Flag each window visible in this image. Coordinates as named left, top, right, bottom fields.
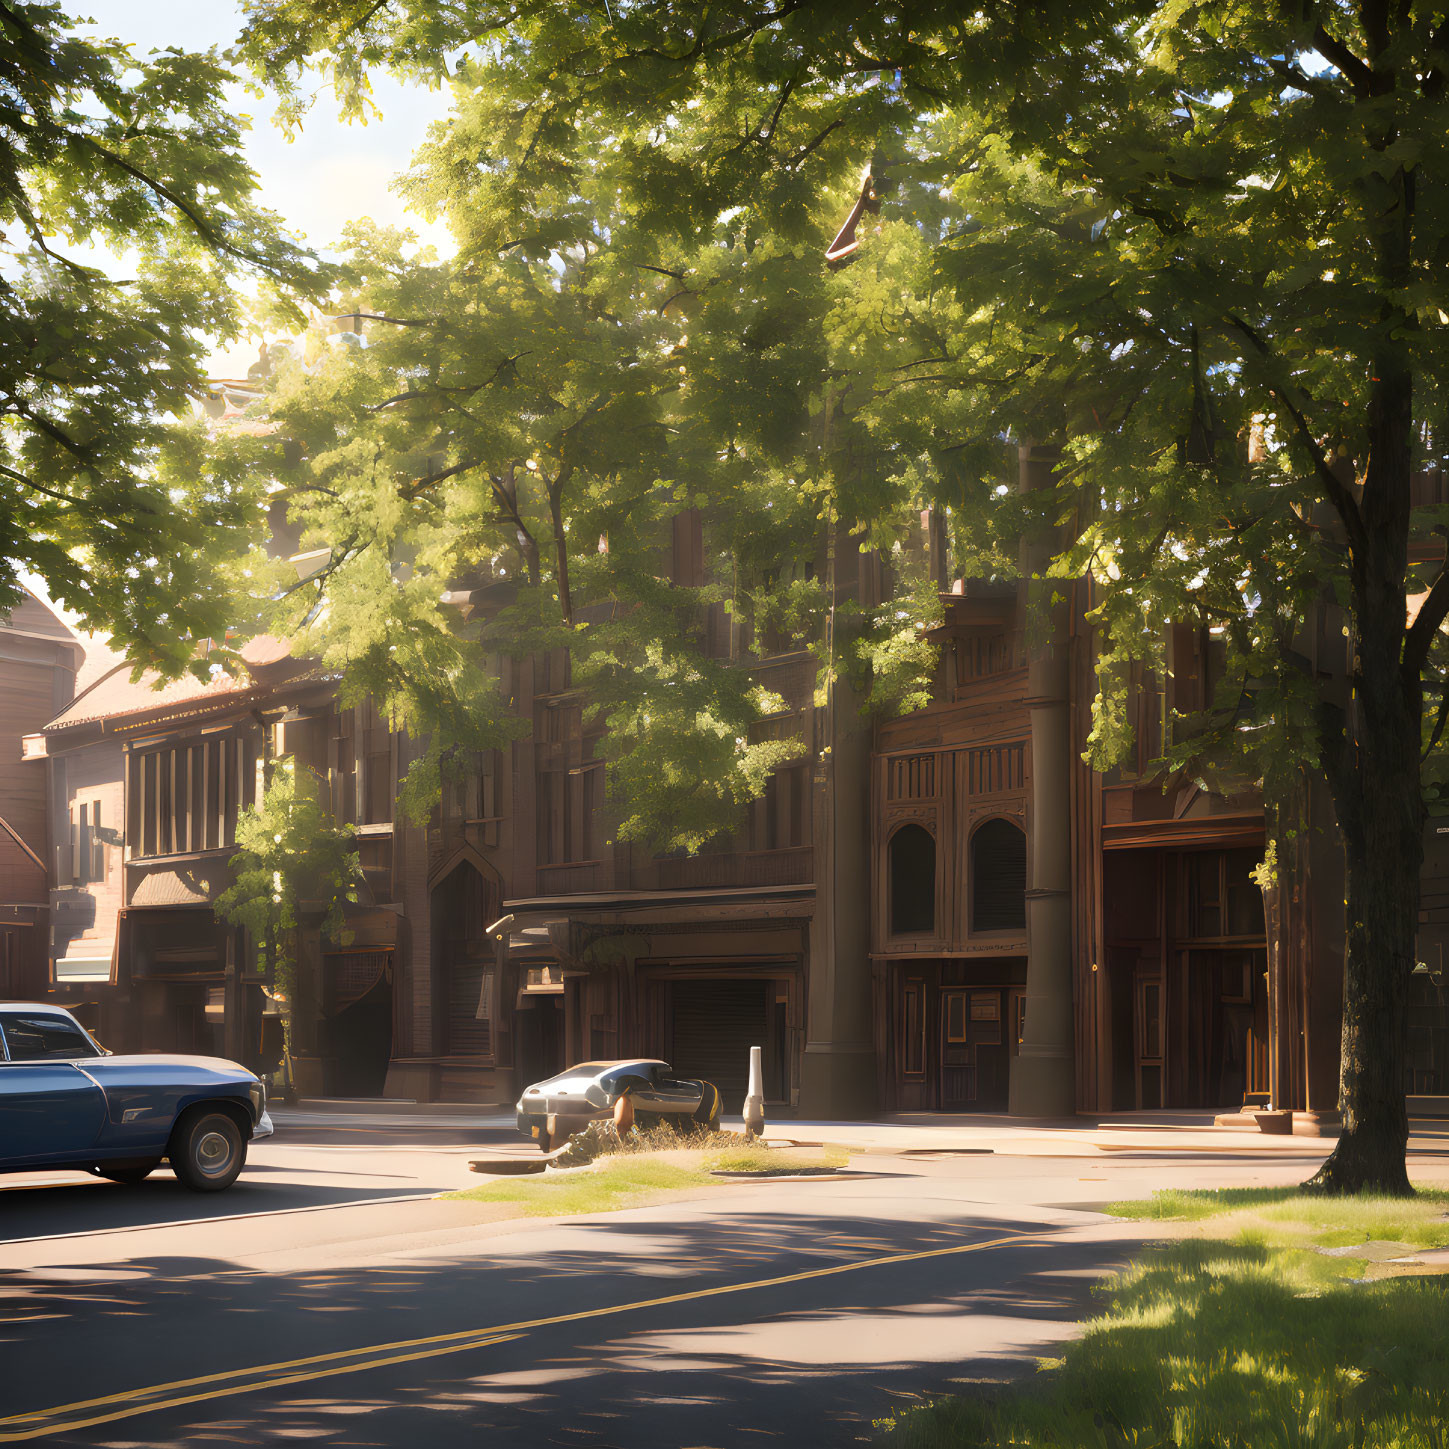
left=538, top=758, right=604, bottom=865
left=889, top=824, right=936, bottom=935
left=956, top=633, right=1013, bottom=685
left=331, top=708, right=356, bottom=823
left=966, top=744, right=1026, bottom=796
left=329, top=701, right=393, bottom=826
left=128, top=734, right=255, bottom=859
left=0, top=929, right=19, bottom=996
left=360, top=698, right=393, bottom=825
left=971, top=818, right=1027, bottom=932
left=538, top=647, right=571, bottom=697
left=758, top=764, right=810, bottom=851
left=888, top=754, right=937, bottom=801
left=1, top=1012, right=98, bottom=1061
left=671, top=508, right=704, bottom=587
left=442, top=750, right=500, bottom=823
left=68, top=800, right=107, bottom=885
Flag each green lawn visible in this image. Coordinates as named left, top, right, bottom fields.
left=879, top=1188, right=1449, bottom=1448
left=444, top=1142, right=846, bottom=1219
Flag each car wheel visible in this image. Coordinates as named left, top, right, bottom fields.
left=692, top=1081, right=722, bottom=1133
left=97, top=1162, right=160, bottom=1185
left=169, top=1109, right=247, bottom=1192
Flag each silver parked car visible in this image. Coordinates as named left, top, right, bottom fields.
left=516, top=1058, right=721, bottom=1148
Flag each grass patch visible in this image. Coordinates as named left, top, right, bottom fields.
left=705, top=1142, right=847, bottom=1175
left=1109, top=1186, right=1449, bottom=1249
left=881, top=1187, right=1449, bottom=1448
left=446, top=1155, right=713, bottom=1216
left=1106, top=1186, right=1301, bottom=1221
left=444, top=1141, right=846, bottom=1218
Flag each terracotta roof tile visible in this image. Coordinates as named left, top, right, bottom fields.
left=44, top=636, right=305, bottom=732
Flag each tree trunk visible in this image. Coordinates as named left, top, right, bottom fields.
left=1306, top=748, right=1417, bottom=1195
left=547, top=464, right=574, bottom=626
left=1306, top=336, right=1419, bottom=1196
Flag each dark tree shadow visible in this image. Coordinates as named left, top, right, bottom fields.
left=0, top=1207, right=1138, bottom=1448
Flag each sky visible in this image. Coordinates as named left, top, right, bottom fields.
left=71, top=0, right=456, bottom=375
left=24, top=2, right=455, bottom=629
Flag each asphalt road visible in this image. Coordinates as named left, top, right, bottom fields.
left=0, top=1113, right=1413, bottom=1448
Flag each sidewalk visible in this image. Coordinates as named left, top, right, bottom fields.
left=270, top=1099, right=1449, bottom=1164
left=770, top=1114, right=1332, bottom=1159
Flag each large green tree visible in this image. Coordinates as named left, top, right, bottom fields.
left=206, top=74, right=938, bottom=849
left=0, top=1, right=323, bottom=670
left=238, top=0, right=1449, bottom=1191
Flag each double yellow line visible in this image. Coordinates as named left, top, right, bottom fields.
left=0, top=1230, right=1055, bottom=1441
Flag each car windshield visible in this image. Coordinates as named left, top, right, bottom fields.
left=532, top=1061, right=668, bottom=1089
left=0, top=1013, right=100, bottom=1062
left=534, top=1062, right=612, bottom=1086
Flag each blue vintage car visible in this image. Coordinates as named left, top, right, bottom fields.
left=0, top=1003, right=272, bottom=1192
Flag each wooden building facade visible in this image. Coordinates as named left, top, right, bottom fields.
left=0, top=590, right=82, bottom=1002
left=866, top=533, right=1368, bottom=1119
left=21, top=486, right=1449, bottom=1123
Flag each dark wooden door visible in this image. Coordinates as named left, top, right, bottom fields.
left=940, top=988, right=1010, bottom=1110
left=940, top=988, right=975, bottom=1107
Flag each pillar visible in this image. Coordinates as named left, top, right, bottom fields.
left=1009, top=444, right=1078, bottom=1117
left=797, top=525, right=876, bottom=1119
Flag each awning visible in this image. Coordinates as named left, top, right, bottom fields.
left=129, top=867, right=220, bottom=907
left=505, top=923, right=564, bottom=958
left=1101, top=813, right=1264, bottom=851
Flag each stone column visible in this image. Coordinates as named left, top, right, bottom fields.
left=797, top=524, right=876, bottom=1119
left=222, top=926, right=246, bottom=1064
left=1009, top=444, right=1078, bottom=1117
left=288, top=915, right=327, bottom=1098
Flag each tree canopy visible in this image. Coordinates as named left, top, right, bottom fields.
left=0, top=0, right=324, bottom=671
left=204, top=69, right=941, bottom=850
left=231, top=0, right=1449, bottom=1188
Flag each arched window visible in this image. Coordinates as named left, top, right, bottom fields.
left=890, top=824, right=936, bottom=935
left=972, top=818, right=1027, bottom=932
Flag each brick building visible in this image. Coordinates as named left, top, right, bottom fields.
left=18, top=480, right=1449, bottom=1120
left=0, top=589, right=82, bottom=1001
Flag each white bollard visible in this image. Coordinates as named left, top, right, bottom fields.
left=742, top=1044, right=766, bottom=1141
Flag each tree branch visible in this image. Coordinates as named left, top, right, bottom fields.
left=1423, top=681, right=1449, bottom=761
left=488, top=463, right=541, bottom=585
left=546, top=462, right=575, bottom=626
left=1316, top=693, right=1359, bottom=827
left=0, top=459, right=85, bottom=508
left=754, top=74, right=797, bottom=148
left=366, top=355, right=529, bottom=412
left=1225, top=312, right=1367, bottom=555
left=1311, top=22, right=1375, bottom=95
left=78, top=137, right=276, bottom=270
left=1404, top=536, right=1449, bottom=678
left=343, top=311, right=435, bottom=329
left=784, top=118, right=844, bottom=170
left=403, top=457, right=480, bottom=498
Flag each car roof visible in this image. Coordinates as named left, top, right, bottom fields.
left=0, top=1003, right=76, bottom=1015
left=538, top=1059, right=669, bottom=1079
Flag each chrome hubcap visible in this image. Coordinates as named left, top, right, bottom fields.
left=197, top=1130, right=232, bottom=1175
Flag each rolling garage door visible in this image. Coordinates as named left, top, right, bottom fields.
left=668, top=979, right=769, bottom=1113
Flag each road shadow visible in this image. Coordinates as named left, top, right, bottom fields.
left=266, top=1122, right=520, bottom=1148
left=0, top=1204, right=1138, bottom=1448
left=0, top=1170, right=432, bottom=1242
left=0, top=1115, right=522, bottom=1241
